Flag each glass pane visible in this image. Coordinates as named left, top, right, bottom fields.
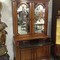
left=34, top=4, right=45, bottom=33
left=56, top=18, right=60, bottom=44
left=17, top=4, right=30, bottom=35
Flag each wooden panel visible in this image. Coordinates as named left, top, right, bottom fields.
left=15, top=43, right=20, bottom=60
left=12, top=1, right=18, bottom=35
left=16, top=45, right=50, bottom=60
left=36, top=45, right=50, bottom=58
left=20, top=48, right=32, bottom=60
left=14, top=42, right=20, bottom=60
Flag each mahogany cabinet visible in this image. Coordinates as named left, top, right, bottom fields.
left=12, top=0, right=49, bottom=40
left=12, top=0, right=51, bottom=60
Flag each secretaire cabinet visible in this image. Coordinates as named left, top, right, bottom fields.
left=12, top=0, right=51, bottom=60
left=12, top=0, right=49, bottom=40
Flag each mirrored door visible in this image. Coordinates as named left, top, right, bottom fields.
left=34, top=3, right=45, bottom=34
left=17, top=3, right=30, bottom=35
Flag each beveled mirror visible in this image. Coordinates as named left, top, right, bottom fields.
left=34, top=4, right=45, bottom=33
left=17, top=3, right=30, bottom=35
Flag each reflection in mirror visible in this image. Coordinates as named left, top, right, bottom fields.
left=17, top=4, right=30, bottom=35
left=34, top=4, right=45, bottom=33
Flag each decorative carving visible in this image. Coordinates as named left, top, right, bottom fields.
left=0, top=2, right=9, bottom=59
left=0, top=13, right=8, bottom=44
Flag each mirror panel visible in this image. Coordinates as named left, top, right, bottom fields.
left=17, top=3, right=30, bottom=35
left=34, top=4, right=45, bottom=33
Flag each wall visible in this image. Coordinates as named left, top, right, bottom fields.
left=0, top=0, right=14, bottom=60
left=0, top=0, right=52, bottom=60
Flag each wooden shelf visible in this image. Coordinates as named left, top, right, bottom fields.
left=14, top=35, right=50, bottom=41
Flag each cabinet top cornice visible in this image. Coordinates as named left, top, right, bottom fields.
left=13, top=0, right=50, bottom=3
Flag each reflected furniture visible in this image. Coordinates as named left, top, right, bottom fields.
left=55, top=13, right=60, bottom=59
left=12, top=0, right=51, bottom=60
left=55, top=18, right=60, bottom=59
left=51, top=0, right=60, bottom=59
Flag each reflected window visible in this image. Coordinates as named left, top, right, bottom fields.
left=17, top=3, right=30, bottom=35
left=34, top=4, right=45, bottom=33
